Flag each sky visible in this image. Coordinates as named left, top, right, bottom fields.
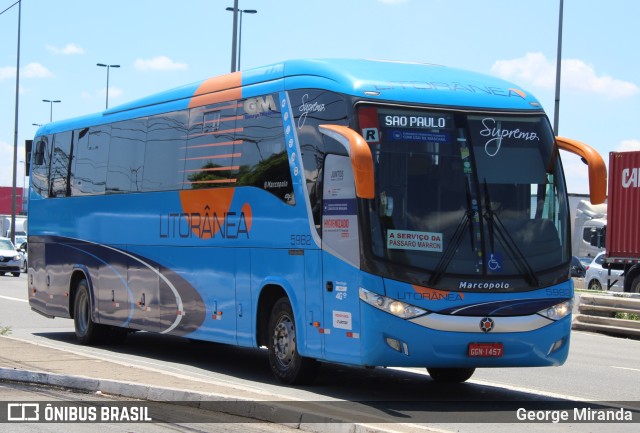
left=1, top=0, right=639, bottom=195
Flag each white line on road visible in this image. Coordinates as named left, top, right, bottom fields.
left=611, top=366, right=640, bottom=373
left=0, top=295, right=27, bottom=303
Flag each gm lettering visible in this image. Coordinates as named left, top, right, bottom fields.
left=244, top=95, right=277, bottom=116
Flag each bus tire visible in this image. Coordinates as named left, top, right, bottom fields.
left=427, top=367, right=475, bottom=383
left=73, top=279, right=109, bottom=345
left=267, top=297, right=319, bottom=385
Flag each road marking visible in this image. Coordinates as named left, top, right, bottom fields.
left=611, top=366, right=640, bottom=373
left=0, top=295, right=27, bottom=303
left=392, top=367, right=590, bottom=402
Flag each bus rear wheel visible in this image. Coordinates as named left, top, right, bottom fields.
left=267, top=297, right=319, bottom=385
left=427, top=367, right=475, bottom=383
left=74, top=279, right=110, bottom=345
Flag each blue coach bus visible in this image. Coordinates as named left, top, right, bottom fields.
left=28, top=59, right=606, bottom=384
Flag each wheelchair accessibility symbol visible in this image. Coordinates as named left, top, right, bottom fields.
left=487, top=253, right=503, bottom=272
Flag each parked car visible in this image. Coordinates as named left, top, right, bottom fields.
left=570, top=256, right=586, bottom=278
left=0, top=237, right=24, bottom=277
left=584, top=252, right=624, bottom=291
left=18, top=241, right=27, bottom=273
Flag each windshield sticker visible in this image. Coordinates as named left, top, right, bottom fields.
left=387, top=230, right=443, bottom=252
left=389, top=130, right=450, bottom=143
left=362, top=127, right=379, bottom=143
left=479, top=118, right=540, bottom=157
left=487, top=253, right=503, bottom=272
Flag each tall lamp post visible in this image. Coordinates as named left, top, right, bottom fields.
left=96, top=63, right=120, bottom=109
left=42, top=99, right=61, bottom=122
left=553, top=0, right=564, bottom=134
left=226, top=5, right=257, bottom=72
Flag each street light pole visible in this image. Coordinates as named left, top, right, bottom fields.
left=97, top=63, right=120, bottom=109
left=42, top=99, right=61, bottom=122
left=237, top=9, right=256, bottom=71
left=10, top=0, right=21, bottom=245
left=229, top=0, right=239, bottom=72
left=553, top=0, right=564, bottom=134
left=226, top=5, right=257, bottom=72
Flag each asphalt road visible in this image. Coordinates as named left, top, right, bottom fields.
left=2, top=273, right=639, bottom=432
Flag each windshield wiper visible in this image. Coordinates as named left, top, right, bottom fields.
left=482, top=180, right=539, bottom=286
left=428, top=183, right=476, bottom=286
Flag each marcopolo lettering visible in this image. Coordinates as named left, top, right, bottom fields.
left=459, top=281, right=510, bottom=290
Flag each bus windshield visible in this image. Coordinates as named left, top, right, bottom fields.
left=360, top=105, right=569, bottom=291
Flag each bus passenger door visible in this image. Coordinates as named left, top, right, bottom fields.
left=321, top=154, right=362, bottom=364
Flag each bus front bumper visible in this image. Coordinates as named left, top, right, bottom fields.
left=359, top=302, right=571, bottom=368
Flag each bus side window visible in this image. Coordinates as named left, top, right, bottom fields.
left=143, top=111, right=188, bottom=192
left=107, top=119, right=147, bottom=194
left=50, top=131, right=73, bottom=197
left=31, top=136, right=50, bottom=197
left=184, top=102, right=239, bottom=189
left=236, top=93, right=294, bottom=205
left=72, top=125, right=110, bottom=195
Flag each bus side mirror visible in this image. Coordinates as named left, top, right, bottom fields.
left=318, top=125, right=374, bottom=199
left=555, top=136, right=607, bottom=205
left=25, top=140, right=32, bottom=175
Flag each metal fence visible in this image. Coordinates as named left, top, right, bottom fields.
left=572, top=292, right=640, bottom=338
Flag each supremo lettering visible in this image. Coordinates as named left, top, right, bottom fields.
left=159, top=212, right=250, bottom=239
left=479, top=118, right=539, bottom=157
left=384, top=115, right=448, bottom=128
left=622, top=168, right=640, bottom=188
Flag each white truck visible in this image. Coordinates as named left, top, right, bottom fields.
left=0, top=215, right=27, bottom=239
left=571, top=199, right=606, bottom=259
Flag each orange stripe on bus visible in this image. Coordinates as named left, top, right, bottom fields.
left=186, top=179, right=238, bottom=184
left=181, top=166, right=239, bottom=173
left=193, top=114, right=245, bottom=127
left=187, top=128, right=243, bottom=139
left=183, top=140, right=241, bottom=150
left=188, top=72, right=242, bottom=109
left=183, top=153, right=241, bottom=161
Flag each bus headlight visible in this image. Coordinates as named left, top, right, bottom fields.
left=537, top=300, right=573, bottom=321
left=359, top=288, right=429, bottom=319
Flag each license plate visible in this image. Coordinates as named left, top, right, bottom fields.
left=468, top=343, right=503, bottom=357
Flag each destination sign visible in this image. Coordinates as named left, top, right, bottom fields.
left=381, top=113, right=452, bottom=129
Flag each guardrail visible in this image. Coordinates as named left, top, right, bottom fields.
left=572, top=292, right=640, bottom=338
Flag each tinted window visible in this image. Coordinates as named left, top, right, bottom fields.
left=185, top=102, right=239, bottom=189
left=143, top=111, right=188, bottom=192
left=107, top=119, right=147, bottom=194
left=31, top=135, right=50, bottom=197
left=73, top=125, right=110, bottom=195
left=236, top=93, right=294, bottom=204
left=50, top=131, right=73, bottom=197
left=289, top=90, right=350, bottom=227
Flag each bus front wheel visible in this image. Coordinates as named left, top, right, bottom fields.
left=267, top=297, right=319, bottom=385
left=427, top=367, right=475, bottom=383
